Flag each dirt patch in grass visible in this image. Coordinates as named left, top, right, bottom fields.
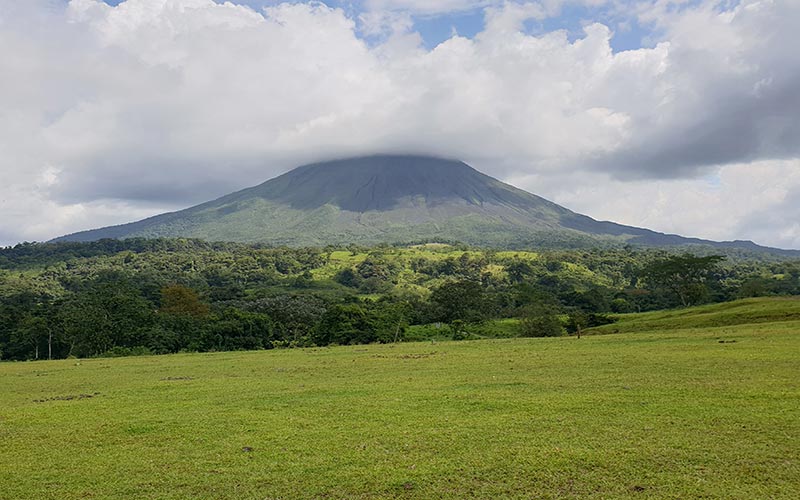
left=372, top=351, right=442, bottom=360
left=33, top=392, right=100, bottom=403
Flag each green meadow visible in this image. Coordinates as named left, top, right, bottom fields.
left=2, top=299, right=799, bottom=499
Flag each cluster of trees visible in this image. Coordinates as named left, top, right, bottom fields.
left=0, top=276, right=410, bottom=359
left=1, top=239, right=799, bottom=360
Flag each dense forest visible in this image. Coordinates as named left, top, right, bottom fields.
left=1, top=238, right=799, bottom=360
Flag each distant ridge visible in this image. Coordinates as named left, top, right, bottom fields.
left=53, top=155, right=799, bottom=255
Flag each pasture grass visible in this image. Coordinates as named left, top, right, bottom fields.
left=2, top=315, right=799, bottom=498
left=588, top=296, right=800, bottom=334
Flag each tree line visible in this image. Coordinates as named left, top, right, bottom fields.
left=2, top=239, right=799, bottom=360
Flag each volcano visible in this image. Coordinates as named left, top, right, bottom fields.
left=53, top=155, right=789, bottom=253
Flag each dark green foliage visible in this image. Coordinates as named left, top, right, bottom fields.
left=248, top=295, right=326, bottom=346
left=365, top=300, right=409, bottom=344
left=334, top=268, right=362, bottom=288
left=449, top=319, right=470, bottom=340
left=314, top=304, right=376, bottom=346
left=1, top=239, right=798, bottom=360
left=519, top=304, right=563, bottom=337
left=642, top=254, right=726, bottom=307
left=60, top=272, right=157, bottom=357
left=203, top=309, right=274, bottom=351
left=356, top=256, right=397, bottom=282
left=566, top=311, right=616, bottom=334
left=506, top=260, right=535, bottom=284
left=429, top=280, right=487, bottom=324
left=610, top=297, right=630, bottom=313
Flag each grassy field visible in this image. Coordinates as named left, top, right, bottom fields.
left=2, top=303, right=799, bottom=498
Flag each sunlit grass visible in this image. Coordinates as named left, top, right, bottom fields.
left=588, top=296, right=800, bottom=334
left=2, top=316, right=799, bottom=499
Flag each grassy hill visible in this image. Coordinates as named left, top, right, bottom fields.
left=587, top=297, right=800, bottom=334
left=404, top=297, right=800, bottom=341
left=2, top=320, right=799, bottom=499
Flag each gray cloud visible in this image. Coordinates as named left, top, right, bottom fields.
left=733, top=182, right=800, bottom=250
left=590, top=1, right=800, bottom=179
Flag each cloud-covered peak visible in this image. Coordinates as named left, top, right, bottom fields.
left=1, top=0, right=799, bottom=249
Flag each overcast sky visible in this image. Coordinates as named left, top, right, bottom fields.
left=1, top=0, right=799, bottom=248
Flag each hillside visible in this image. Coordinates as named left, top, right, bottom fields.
left=586, top=297, right=800, bottom=334
left=53, top=155, right=798, bottom=255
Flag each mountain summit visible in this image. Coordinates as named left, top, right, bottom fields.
left=53, top=155, right=787, bottom=252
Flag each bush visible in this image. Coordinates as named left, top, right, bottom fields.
left=450, top=320, right=469, bottom=341
left=610, top=298, right=630, bottom=313
left=565, top=312, right=616, bottom=334
left=586, top=313, right=616, bottom=328
left=519, top=305, right=563, bottom=337
left=334, top=268, right=362, bottom=288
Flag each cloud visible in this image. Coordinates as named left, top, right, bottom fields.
left=363, top=0, right=497, bottom=16
left=592, top=0, right=800, bottom=178
left=509, top=159, right=800, bottom=250
left=0, top=0, right=798, bottom=248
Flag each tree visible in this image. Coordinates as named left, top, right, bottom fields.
left=356, top=256, right=397, bottom=282
left=366, top=300, right=410, bottom=343
left=519, top=304, right=563, bottom=337
left=60, top=274, right=156, bottom=357
left=250, top=295, right=327, bottom=345
left=506, top=260, right=535, bottom=284
left=202, top=309, right=273, bottom=351
left=449, top=319, right=469, bottom=340
left=642, top=254, right=726, bottom=307
left=314, top=304, right=376, bottom=346
left=430, top=280, right=486, bottom=324
left=566, top=310, right=588, bottom=339
left=334, top=268, right=362, bottom=288
left=159, top=285, right=209, bottom=317
left=12, top=316, right=47, bottom=360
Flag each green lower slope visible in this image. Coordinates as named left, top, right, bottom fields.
left=58, top=196, right=621, bottom=248
left=588, top=297, right=800, bottom=334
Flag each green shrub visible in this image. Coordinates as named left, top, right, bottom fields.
left=519, top=305, right=563, bottom=337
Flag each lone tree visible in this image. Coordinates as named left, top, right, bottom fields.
left=642, top=254, right=725, bottom=307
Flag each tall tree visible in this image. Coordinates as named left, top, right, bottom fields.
left=642, top=254, right=726, bottom=307
left=159, top=285, right=209, bottom=317
left=430, top=280, right=486, bottom=324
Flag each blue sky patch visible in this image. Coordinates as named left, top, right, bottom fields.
left=97, top=0, right=652, bottom=52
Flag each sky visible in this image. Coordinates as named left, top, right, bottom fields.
left=1, top=0, right=799, bottom=248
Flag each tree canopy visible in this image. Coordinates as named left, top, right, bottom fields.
left=0, top=240, right=797, bottom=360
